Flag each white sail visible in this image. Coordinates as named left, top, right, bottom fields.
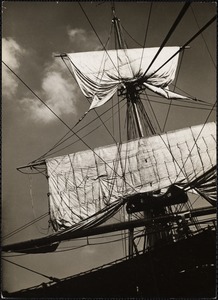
left=67, top=47, right=189, bottom=110
left=46, top=122, right=216, bottom=230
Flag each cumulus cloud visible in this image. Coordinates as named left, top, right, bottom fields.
left=23, top=27, right=103, bottom=123
left=68, top=28, right=87, bottom=42
left=21, top=59, right=79, bottom=123
left=2, top=37, right=79, bottom=123
left=67, top=27, right=101, bottom=51
left=2, top=37, right=25, bottom=97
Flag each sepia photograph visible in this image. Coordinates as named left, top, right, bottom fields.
left=2, top=1, right=216, bottom=297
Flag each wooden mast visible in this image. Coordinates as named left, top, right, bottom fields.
left=112, top=6, right=159, bottom=257
left=112, top=7, right=138, bottom=258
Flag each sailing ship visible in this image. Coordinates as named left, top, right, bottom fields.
left=2, top=2, right=216, bottom=298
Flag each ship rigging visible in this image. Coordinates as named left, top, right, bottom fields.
left=2, top=2, right=216, bottom=297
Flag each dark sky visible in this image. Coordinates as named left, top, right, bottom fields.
left=2, top=1, right=216, bottom=293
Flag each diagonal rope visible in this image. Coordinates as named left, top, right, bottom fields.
left=78, top=2, right=121, bottom=77
left=65, top=56, right=117, bottom=144
left=2, top=61, right=138, bottom=194
left=148, top=15, right=217, bottom=80
left=43, top=101, right=127, bottom=159
left=33, top=22, right=114, bottom=163
left=139, top=3, right=153, bottom=71
left=2, top=213, right=49, bottom=240
left=120, top=25, right=143, bottom=47
left=173, top=100, right=216, bottom=185
left=2, top=258, right=59, bottom=282
left=162, top=49, right=185, bottom=132
left=143, top=2, right=190, bottom=77
left=191, top=6, right=216, bottom=68
left=140, top=96, right=215, bottom=111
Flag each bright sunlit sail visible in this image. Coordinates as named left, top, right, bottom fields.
left=2, top=2, right=216, bottom=298
left=67, top=47, right=190, bottom=110
left=46, top=122, right=216, bottom=230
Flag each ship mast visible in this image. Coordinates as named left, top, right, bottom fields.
left=112, top=7, right=146, bottom=138
left=112, top=6, right=155, bottom=258
left=112, top=6, right=175, bottom=257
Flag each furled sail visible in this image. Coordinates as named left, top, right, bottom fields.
left=46, top=122, right=216, bottom=231
left=67, top=47, right=189, bottom=110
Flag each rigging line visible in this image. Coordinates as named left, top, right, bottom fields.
left=64, top=56, right=118, bottom=145
left=121, top=25, right=143, bottom=47
left=142, top=92, right=161, bottom=132
left=42, top=101, right=127, bottom=159
left=30, top=166, right=48, bottom=177
left=2, top=213, right=49, bottom=240
left=173, top=100, right=216, bottom=184
left=137, top=98, right=156, bottom=134
left=52, top=236, right=129, bottom=254
left=1, top=60, right=85, bottom=147
left=56, top=231, right=132, bottom=244
left=2, top=258, right=59, bottom=282
left=140, top=96, right=216, bottom=111
left=43, top=97, right=125, bottom=160
left=18, top=170, right=46, bottom=175
left=141, top=92, right=215, bottom=107
left=131, top=106, right=203, bottom=186
left=143, top=2, right=190, bottom=77
left=88, top=236, right=128, bottom=246
left=186, top=200, right=200, bottom=231
left=78, top=2, right=121, bottom=77
left=141, top=94, right=215, bottom=110
left=2, top=62, right=137, bottom=193
left=139, top=2, right=153, bottom=71
left=162, top=48, right=185, bottom=132
left=121, top=107, right=131, bottom=194
left=113, top=14, right=138, bottom=192
left=116, top=65, right=122, bottom=143
left=190, top=194, right=201, bottom=207
left=191, top=6, right=216, bottom=68
left=29, top=174, right=40, bottom=232
left=32, top=23, right=114, bottom=163
left=149, top=15, right=217, bottom=80
left=170, top=83, right=216, bottom=104
left=112, top=96, right=115, bottom=136
left=33, top=77, right=94, bottom=160
left=113, top=20, right=141, bottom=196
left=52, top=244, right=88, bottom=253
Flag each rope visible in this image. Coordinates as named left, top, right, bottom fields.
left=149, top=15, right=217, bottom=79
left=28, top=175, right=48, bottom=235
left=139, top=3, right=153, bottom=71
left=173, top=100, right=216, bottom=184
left=37, top=97, right=125, bottom=162
left=162, top=49, right=185, bottom=132
left=120, top=25, right=143, bottom=47
left=143, top=2, right=190, bottom=77
left=2, top=213, right=49, bottom=240
left=141, top=92, right=161, bottom=133
left=2, top=61, right=138, bottom=194
left=2, top=258, right=59, bottom=282
left=78, top=2, right=121, bottom=77
left=65, top=46, right=118, bottom=146
left=34, top=22, right=113, bottom=163
left=42, top=100, right=126, bottom=160
left=140, top=95, right=216, bottom=111
left=191, top=6, right=216, bottom=68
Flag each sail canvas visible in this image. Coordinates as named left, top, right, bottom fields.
left=67, top=47, right=189, bottom=109
left=46, top=122, right=216, bottom=230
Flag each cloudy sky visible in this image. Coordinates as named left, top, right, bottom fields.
left=2, top=1, right=216, bottom=293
